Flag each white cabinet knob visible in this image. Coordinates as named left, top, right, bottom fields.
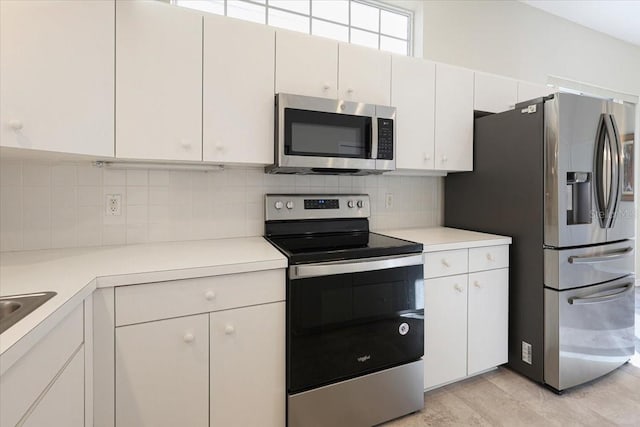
left=205, top=290, right=216, bottom=301
left=323, top=82, right=331, bottom=91
left=442, top=155, right=448, bottom=162
left=224, top=325, right=235, bottom=335
left=486, top=253, right=495, bottom=262
left=180, top=140, right=191, bottom=150
left=441, top=259, right=450, bottom=268
left=215, top=144, right=224, bottom=151
left=347, top=88, right=354, bottom=95
left=474, top=281, right=481, bottom=288
left=454, top=284, right=464, bottom=293
left=183, top=332, right=195, bottom=343
left=424, top=153, right=431, bottom=161
left=9, top=120, right=23, bottom=131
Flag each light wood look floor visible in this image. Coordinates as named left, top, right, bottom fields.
left=384, top=288, right=640, bottom=426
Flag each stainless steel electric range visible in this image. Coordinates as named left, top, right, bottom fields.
left=264, top=194, right=425, bottom=427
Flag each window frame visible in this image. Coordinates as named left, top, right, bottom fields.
left=172, top=0, right=414, bottom=56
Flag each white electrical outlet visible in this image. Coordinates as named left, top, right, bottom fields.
left=106, top=194, right=122, bottom=216
left=385, top=193, right=393, bottom=209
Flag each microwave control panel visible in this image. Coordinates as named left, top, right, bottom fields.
left=377, top=118, right=394, bottom=160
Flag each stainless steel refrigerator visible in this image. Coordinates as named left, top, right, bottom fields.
left=445, top=92, right=636, bottom=392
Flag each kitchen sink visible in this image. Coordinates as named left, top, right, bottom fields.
left=0, top=292, right=56, bottom=334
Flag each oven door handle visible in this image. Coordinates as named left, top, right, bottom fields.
left=290, top=254, right=423, bottom=279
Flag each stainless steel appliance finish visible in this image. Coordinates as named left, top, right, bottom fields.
left=544, top=240, right=635, bottom=290
left=288, top=360, right=424, bottom=427
left=544, top=94, right=635, bottom=248
left=264, top=193, right=424, bottom=425
left=544, top=276, right=635, bottom=391
left=0, top=292, right=56, bottom=334
left=445, top=92, right=635, bottom=392
left=267, top=93, right=396, bottom=175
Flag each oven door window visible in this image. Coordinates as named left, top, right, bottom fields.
left=288, top=265, right=424, bottom=393
left=284, top=108, right=372, bottom=158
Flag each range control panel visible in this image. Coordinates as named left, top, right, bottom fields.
left=265, top=194, right=370, bottom=221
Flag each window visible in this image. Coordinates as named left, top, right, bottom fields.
left=172, top=0, right=413, bottom=55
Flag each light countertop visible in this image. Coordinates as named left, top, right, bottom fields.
left=380, top=227, right=512, bottom=252
left=0, top=237, right=287, bottom=372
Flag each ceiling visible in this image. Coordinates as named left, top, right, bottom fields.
left=522, top=0, right=640, bottom=47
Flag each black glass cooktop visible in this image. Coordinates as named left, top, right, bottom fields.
left=266, top=231, right=423, bottom=264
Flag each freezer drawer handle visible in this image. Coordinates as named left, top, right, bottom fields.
left=567, top=247, right=633, bottom=264
left=568, top=283, right=634, bottom=305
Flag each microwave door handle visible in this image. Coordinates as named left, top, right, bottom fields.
left=605, top=114, right=622, bottom=228
left=568, top=283, right=634, bottom=305
left=371, top=115, right=378, bottom=160
left=593, top=114, right=608, bottom=228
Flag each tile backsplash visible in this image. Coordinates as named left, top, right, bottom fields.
left=0, top=159, right=443, bottom=252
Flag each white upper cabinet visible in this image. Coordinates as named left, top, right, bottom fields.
left=116, top=1, right=202, bottom=161
left=338, top=43, right=391, bottom=105
left=434, top=63, right=474, bottom=171
left=517, top=81, right=554, bottom=103
left=203, top=16, right=275, bottom=165
left=392, top=56, right=436, bottom=170
left=474, top=72, right=518, bottom=113
left=276, top=31, right=338, bottom=99
left=0, top=0, right=114, bottom=157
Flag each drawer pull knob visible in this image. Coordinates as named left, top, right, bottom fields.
left=486, top=253, right=495, bottom=261
left=441, top=259, right=450, bottom=268
left=224, top=325, right=235, bottom=335
left=454, top=284, right=464, bottom=293
left=183, top=332, right=195, bottom=343
left=474, top=281, right=481, bottom=288
left=205, top=291, right=216, bottom=301
left=9, top=119, right=23, bottom=131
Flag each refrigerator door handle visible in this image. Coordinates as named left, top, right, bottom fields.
left=568, top=283, right=634, bottom=305
left=605, top=114, right=622, bottom=228
left=568, top=246, right=634, bottom=264
left=593, top=114, right=609, bottom=228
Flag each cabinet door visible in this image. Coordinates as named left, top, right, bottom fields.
left=275, top=30, right=338, bottom=99
left=116, top=1, right=202, bottom=161
left=392, top=56, right=436, bottom=170
left=203, top=15, right=274, bottom=165
left=468, top=269, right=509, bottom=375
left=474, top=72, right=517, bottom=113
left=517, top=81, right=554, bottom=103
left=211, top=302, right=285, bottom=427
left=116, top=314, right=209, bottom=427
left=424, top=274, right=468, bottom=389
left=338, top=43, right=391, bottom=105
left=434, top=64, right=474, bottom=171
left=0, top=0, right=114, bottom=156
left=22, top=346, right=84, bottom=427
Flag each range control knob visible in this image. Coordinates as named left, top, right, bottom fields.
left=274, top=201, right=284, bottom=210
left=357, top=200, right=364, bottom=208
left=347, top=200, right=355, bottom=208
left=286, top=201, right=294, bottom=210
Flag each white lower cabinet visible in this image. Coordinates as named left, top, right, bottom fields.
left=423, top=245, right=509, bottom=389
left=114, top=270, right=286, bottom=427
left=22, top=345, right=85, bottom=427
left=115, top=314, right=210, bottom=427
left=468, top=269, right=509, bottom=375
left=424, top=274, right=468, bottom=389
left=210, top=302, right=285, bottom=427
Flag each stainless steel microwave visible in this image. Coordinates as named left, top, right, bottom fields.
left=266, top=93, right=396, bottom=175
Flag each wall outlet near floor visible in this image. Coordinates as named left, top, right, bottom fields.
left=522, top=341, right=532, bottom=365
left=106, top=194, right=122, bottom=216
left=385, top=193, right=393, bottom=209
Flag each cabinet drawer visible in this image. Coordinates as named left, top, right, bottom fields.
left=115, top=269, right=285, bottom=326
left=424, top=249, right=468, bottom=279
left=1, top=304, right=83, bottom=427
left=469, top=245, right=509, bottom=272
